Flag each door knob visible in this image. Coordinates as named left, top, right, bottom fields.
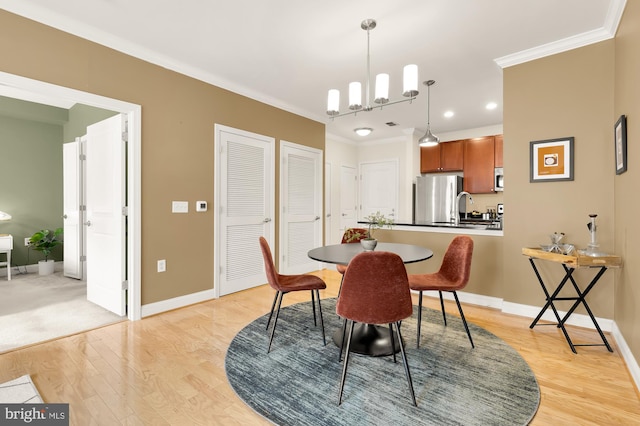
left=263, top=218, right=272, bottom=223
left=84, top=220, right=92, bottom=227
left=315, top=216, right=321, bottom=221
left=63, top=214, right=68, bottom=219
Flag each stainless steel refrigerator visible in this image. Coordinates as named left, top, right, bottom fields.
left=414, top=174, right=465, bottom=223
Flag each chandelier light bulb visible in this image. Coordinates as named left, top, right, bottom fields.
left=327, top=89, right=340, bottom=116
left=374, top=73, right=390, bottom=104
left=403, top=64, right=419, bottom=97
left=348, top=82, right=362, bottom=110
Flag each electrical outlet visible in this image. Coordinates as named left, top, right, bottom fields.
left=24, top=237, right=30, bottom=247
left=157, top=259, right=166, bottom=273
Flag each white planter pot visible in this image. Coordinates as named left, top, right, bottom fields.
left=38, top=259, right=55, bottom=276
left=360, top=239, right=378, bottom=251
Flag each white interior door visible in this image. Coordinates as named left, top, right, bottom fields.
left=359, top=160, right=399, bottom=221
left=340, top=165, right=357, bottom=232
left=280, top=142, right=322, bottom=275
left=215, top=125, right=274, bottom=296
left=63, top=138, right=83, bottom=279
left=85, top=114, right=126, bottom=315
left=325, top=162, right=332, bottom=244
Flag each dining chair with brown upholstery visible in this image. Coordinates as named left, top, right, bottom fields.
left=259, top=237, right=327, bottom=353
left=336, top=251, right=417, bottom=406
left=408, top=235, right=475, bottom=349
left=336, top=228, right=368, bottom=297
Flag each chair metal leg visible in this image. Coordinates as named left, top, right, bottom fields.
left=417, top=291, right=423, bottom=348
left=439, top=291, right=447, bottom=326
left=267, top=291, right=284, bottom=353
left=338, top=320, right=355, bottom=405
left=452, top=291, right=474, bottom=348
left=338, top=317, right=347, bottom=362
left=311, top=290, right=317, bottom=326
left=266, top=291, right=279, bottom=330
left=315, top=289, right=326, bottom=345
left=389, top=323, right=397, bottom=363
left=395, top=322, right=417, bottom=406
left=337, top=274, right=344, bottom=298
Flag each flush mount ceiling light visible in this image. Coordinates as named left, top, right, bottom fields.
left=326, top=19, right=419, bottom=118
left=354, top=127, right=373, bottom=136
left=0, top=211, right=11, bottom=221
left=418, top=80, right=440, bottom=147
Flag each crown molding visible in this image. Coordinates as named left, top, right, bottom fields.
left=495, top=0, right=627, bottom=68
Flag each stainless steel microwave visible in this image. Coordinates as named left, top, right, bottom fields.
left=494, top=167, right=504, bottom=191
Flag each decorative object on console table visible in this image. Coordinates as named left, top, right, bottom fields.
left=530, top=137, right=574, bottom=182
left=358, top=211, right=394, bottom=251
left=615, top=115, right=627, bottom=175
left=29, top=228, right=63, bottom=275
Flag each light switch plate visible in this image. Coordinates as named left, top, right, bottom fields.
left=172, top=201, right=188, bottom=213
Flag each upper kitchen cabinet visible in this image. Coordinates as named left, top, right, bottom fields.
left=420, top=140, right=463, bottom=173
left=463, top=136, right=496, bottom=193
left=494, top=135, right=503, bottom=168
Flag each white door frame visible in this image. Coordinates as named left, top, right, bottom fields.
left=0, top=71, right=142, bottom=321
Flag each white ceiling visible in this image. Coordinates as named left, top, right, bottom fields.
left=0, top=0, right=625, bottom=142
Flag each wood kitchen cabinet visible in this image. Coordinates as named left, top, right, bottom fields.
left=420, top=140, right=463, bottom=173
left=463, top=136, right=495, bottom=193
left=494, top=134, right=503, bottom=168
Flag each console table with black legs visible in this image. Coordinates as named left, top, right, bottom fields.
left=522, top=247, right=622, bottom=354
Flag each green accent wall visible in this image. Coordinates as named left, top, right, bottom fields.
left=0, top=96, right=116, bottom=267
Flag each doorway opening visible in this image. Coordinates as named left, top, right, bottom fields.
left=0, top=71, right=141, bottom=322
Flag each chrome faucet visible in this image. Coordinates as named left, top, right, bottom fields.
left=453, top=191, right=474, bottom=225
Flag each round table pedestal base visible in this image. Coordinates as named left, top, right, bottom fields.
left=332, top=323, right=403, bottom=357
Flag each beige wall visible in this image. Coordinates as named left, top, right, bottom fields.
left=503, top=40, right=616, bottom=318
left=613, top=2, right=640, bottom=364
left=0, top=10, right=324, bottom=305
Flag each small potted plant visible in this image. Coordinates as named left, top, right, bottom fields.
left=359, top=211, right=394, bottom=251
left=29, top=228, right=63, bottom=275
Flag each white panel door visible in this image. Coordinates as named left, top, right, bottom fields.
left=216, top=125, right=274, bottom=296
left=339, top=165, right=358, bottom=233
left=359, top=160, right=399, bottom=221
left=63, top=139, right=83, bottom=279
left=324, top=162, right=332, bottom=244
left=280, top=142, right=322, bottom=275
left=85, top=114, right=126, bottom=315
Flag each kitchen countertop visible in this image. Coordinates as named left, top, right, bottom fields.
left=359, top=218, right=504, bottom=237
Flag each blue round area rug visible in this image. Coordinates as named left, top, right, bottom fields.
left=225, top=298, right=540, bottom=426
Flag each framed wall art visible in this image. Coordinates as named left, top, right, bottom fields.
left=615, top=115, right=627, bottom=175
left=530, top=137, right=574, bottom=182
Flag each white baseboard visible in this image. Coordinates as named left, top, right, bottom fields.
left=611, top=322, right=640, bottom=393
left=141, top=288, right=217, bottom=318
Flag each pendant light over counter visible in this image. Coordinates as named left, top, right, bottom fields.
left=418, top=80, right=440, bottom=147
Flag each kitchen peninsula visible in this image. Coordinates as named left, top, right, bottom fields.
left=372, top=223, right=504, bottom=308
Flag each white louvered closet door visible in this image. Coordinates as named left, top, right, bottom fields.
left=280, top=142, right=322, bottom=274
left=217, top=126, right=274, bottom=296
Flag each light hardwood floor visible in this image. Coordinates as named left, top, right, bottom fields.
left=0, top=269, right=638, bottom=425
